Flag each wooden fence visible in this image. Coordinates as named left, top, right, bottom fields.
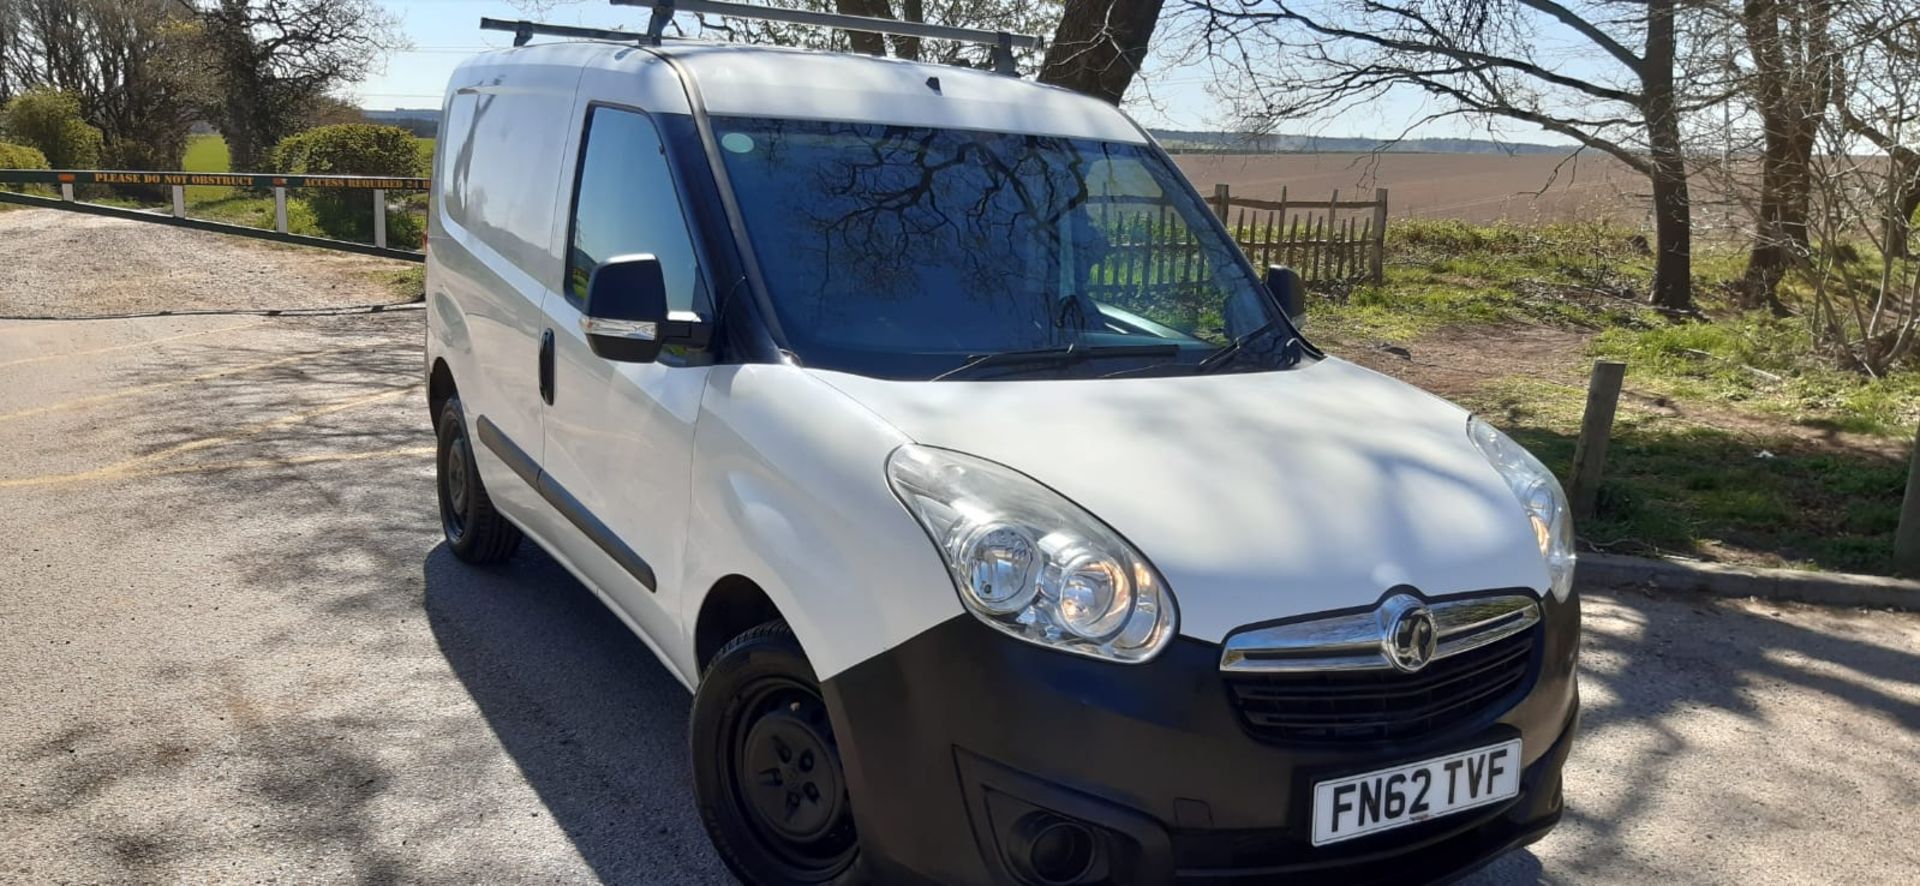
left=1213, top=184, right=1389, bottom=284
left=1082, top=186, right=1389, bottom=295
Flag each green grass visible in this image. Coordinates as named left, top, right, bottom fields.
left=1309, top=219, right=1663, bottom=344
left=387, top=266, right=425, bottom=300
left=1459, top=376, right=1908, bottom=574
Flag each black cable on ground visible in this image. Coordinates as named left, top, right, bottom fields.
left=0, top=297, right=426, bottom=322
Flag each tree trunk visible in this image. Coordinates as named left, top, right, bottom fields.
left=892, top=0, right=923, bottom=61
left=1739, top=120, right=1816, bottom=316
left=1037, top=0, right=1166, bottom=105
left=833, top=0, right=891, bottom=57
left=1648, top=154, right=1694, bottom=315
left=1736, top=0, right=1824, bottom=315
left=1642, top=0, right=1693, bottom=315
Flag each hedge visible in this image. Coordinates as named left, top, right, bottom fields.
left=0, top=140, right=50, bottom=170
left=272, top=124, right=427, bottom=244
left=2, top=89, right=102, bottom=170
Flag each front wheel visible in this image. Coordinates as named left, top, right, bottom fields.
left=435, top=395, right=522, bottom=564
left=692, top=621, right=867, bottom=885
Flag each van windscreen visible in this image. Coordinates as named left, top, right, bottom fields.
left=711, top=117, right=1296, bottom=381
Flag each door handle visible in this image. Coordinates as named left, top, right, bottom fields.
left=539, top=328, right=555, bottom=405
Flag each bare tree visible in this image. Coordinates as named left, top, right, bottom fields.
left=1181, top=0, right=1701, bottom=313
left=1830, top=11, right=1920, bottom=258
left=0, top=0, right=202, bottom=169
left=1796, top=98, right=1920, bottom=374
left=1703, top=0, right=1837, bottom=313
left=682, top=0, right=1058, bottom=68
left=1038, top=0, right=1168, bottom=103
left=679, top=0, right=1167, bottom=104
left=188, top=0, right=399, bottom=170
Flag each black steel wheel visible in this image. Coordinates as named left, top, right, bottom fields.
left=693, top=621, right=867, bottom=885
left=435, top=395, right=522, bottom=564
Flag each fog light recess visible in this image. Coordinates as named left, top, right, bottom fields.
left=1008, top=812, right=1100, bottom=885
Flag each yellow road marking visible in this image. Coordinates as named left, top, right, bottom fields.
left=0, top=384, right=422, bottom=489
left=0, top=344, right=378, bottom=423
left=0, top=320, right=270, bottom=370
left=0, top=446, right=436, bottom=489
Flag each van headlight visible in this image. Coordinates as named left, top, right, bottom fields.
left=1468, top=416, right=1576, bottom=600
left=886, top=444, right=1177, bottom=663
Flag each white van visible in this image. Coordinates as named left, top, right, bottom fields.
left=425, top=16, right=1579, bottom=886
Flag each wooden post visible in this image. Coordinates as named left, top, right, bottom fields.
left=1326, top=188, right=1340, bottom=266
left=1896, top=423, right=1920, bottom=575
left=170, top=185, right=185, bottom=218
left=1213, top=183, right=1230, bottom=223
left=1569, top=360, right=1627, bottom=521
left=1371, top=187, right=1389, bottom=283
left=373, top=188, right=387, bottom=248
left=273, top=186, right=289, bottom=234
left=1276, top=185, right=1289, bottom=240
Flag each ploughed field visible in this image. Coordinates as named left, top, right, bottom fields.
left=1172, top=152, right=1651, bottom=226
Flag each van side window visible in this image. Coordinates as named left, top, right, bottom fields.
left=567, top=107, right=705, bottom=313
left=461, top=89, right=568, bottom=278
left=439, top=93, right=476, bottom=221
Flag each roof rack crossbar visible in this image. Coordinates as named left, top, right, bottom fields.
left=610, top=0, right=1040, bottom=73
left=480, top=17, right=646, bottom=47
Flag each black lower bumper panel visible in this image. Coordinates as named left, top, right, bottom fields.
left=819, top=591, right=1581, bottom=886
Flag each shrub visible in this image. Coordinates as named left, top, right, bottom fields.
left=0, top=140, right=50, bottom=170
left=0, top=140, right=51, bottom=197
left=2, top=89, right=103, bottom=169
left=271, top=124, right=427, bottom=243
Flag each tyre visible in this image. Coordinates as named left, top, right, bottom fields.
left=693, top=621, right=868, bottom=886
left=435, top=395, right=523, bottom=564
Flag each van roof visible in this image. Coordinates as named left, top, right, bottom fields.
left=458, top=39, right=1149, bottom=144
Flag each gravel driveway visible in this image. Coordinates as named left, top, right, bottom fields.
left=0, top=208, right=411, bottom=318
left=1, top=211, right=1917, bottom=884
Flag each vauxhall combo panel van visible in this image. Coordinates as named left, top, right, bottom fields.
left=425, top=25, right=1580, bottom=886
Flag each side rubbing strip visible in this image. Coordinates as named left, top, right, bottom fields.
left=475, top=415, right=539, bottom=488
left=536, top=474, right=659, bottom=591
left=472, top=414, right=659, bottom=592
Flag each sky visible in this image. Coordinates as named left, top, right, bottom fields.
left=357, top=0, right=1574, bottom=143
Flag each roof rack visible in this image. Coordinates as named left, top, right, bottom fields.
left=480, top=0, right=1042, bottom=76
left=480, top=18, right=649, bottom=47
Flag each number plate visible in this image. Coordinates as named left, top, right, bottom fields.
left=1311, top=739, right=1522, bottom=846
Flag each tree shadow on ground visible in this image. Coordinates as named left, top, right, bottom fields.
left=1469, top=585, right=1920, bottom=883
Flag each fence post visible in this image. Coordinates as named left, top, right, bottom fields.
left=1371, top=188, right=1389, bottom=283
left=1327, top=188, right=1340, bottom=260
left=59, top=182, right=73, bottom=202
left=170, top=185, right=185, bottom=219
left=373, top=188, right=387, bottom=249
left=273, top=186, right=289, bottom=234
left=1896, top=424, right=1920, bottom=576
left=1213, top=183, right=1230, bottom=223
left=1569, top=360, right=1627, bottom=521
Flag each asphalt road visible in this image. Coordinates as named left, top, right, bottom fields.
left=2, top=308, right=1917, bottom=884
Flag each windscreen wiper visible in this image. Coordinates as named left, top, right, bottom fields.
left=1193, top=323, right=1300, bottom=374
left=932, top=342, right=1180, bottom=381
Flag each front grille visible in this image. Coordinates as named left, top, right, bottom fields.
left=1224, top=624, right=1538, bottom=745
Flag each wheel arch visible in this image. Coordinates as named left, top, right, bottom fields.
left=694, top=574, right=787, bottom=675
left=428, top=357, right=456, bottom=423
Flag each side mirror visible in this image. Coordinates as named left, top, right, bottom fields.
left=582, top=254, right=707, bottom=363
left=1266, top=265, right=1306, bottom=325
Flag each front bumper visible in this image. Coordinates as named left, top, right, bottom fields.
left=818, top=589, right=1580, bottom=885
